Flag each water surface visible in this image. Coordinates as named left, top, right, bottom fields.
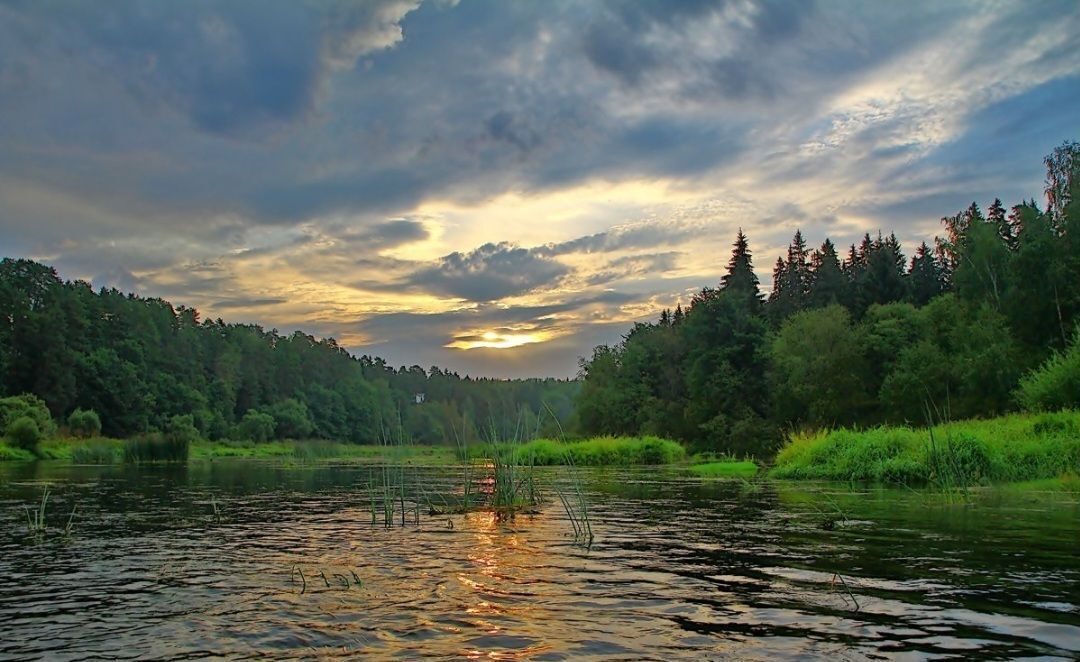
left=1, top=461, right=1078, bottom=659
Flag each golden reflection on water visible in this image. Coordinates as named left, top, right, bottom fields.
left=454, top=510, right=557, bottom=659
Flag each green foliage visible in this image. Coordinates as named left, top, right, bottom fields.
left=233, top=409, right=276, bottom=442
left=6, top=416, right=43, bottom=452
left=267, top=398, right=314, bottom=439
left=0, top=441, right=36, bottom=461
left=503, top=436, right=686, bottom=466
left=769, top=306, right=871, bottom=427
left=1017, top=327, right=1080, bottom=411
left=0, top=256, right=578, bottom=446
left=67, top=408, right=102, bottom=438
left=772, top=411, right=1080, bottom=485
left=0, top=394, right=56, bottom=438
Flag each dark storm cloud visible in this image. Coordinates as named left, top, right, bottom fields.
left=407, top=242, right=569, bottom=302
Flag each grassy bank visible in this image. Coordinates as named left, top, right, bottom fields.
left=0, top=437, right=460, bottom=465
left=771, top=410, right=1080, bottom=486
left=480, top=436, right=686, bottom=466
left=1, top=436, right=687, bottom=467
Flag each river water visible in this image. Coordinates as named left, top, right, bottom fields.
left=1, top=461, right=1078, bottom=660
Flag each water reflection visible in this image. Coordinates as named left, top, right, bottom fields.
left=0, top=462, right=1078, bottom=659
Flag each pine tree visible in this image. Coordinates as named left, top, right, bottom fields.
left=988, top=198, right=1015, bottom=250
left=770, top=230, right=810, bottom=322
left=720, top=228, right=762, bottom=309
left=908, top=241, right=943, bottom=305
left=808, top=239, right=845, bottom=308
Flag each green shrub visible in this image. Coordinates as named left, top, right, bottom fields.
left=233, top=409, right=276, bottom=442
left=6, top=416, right=42, bottom=452
left=268, top=398, right=314, bottom=439
left=67, top=408, right=102, bottom=438
left=0, top=394, right=56, bottom=438
left=1017, top=327, right=1080, bottom=411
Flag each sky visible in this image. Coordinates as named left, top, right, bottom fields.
left=1, top=0, right=1078, bottom=378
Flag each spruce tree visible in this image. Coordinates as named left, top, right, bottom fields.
left=720, top=228, right=762, bottom=309
left=808, top=239, right=845, bottom=308
left=909, top=241, right=943, bottom=305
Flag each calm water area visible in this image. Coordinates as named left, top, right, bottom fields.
left=2, top=461, right=1078, bottom=660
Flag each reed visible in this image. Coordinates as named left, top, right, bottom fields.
left=24, top=485, right=50, bottom=535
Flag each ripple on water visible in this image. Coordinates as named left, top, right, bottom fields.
left=1, top=463, right=1079, bottom=659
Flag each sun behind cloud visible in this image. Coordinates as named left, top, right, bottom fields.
left=445, top=329, right=551, bottom=350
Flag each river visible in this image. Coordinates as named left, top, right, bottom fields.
left=1, top=461, right=1078, bottom=659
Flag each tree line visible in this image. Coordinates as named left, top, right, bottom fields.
left=0, top=261, right=577, bottom=444
left=575, top=141, right=1080, bottom=455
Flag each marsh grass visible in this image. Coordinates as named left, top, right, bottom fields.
left=123, top=432, right=190, bottom=463
left=479, top=436, right=685, bottom=467
left=771, top=410, right=1080, bottom=486
left=70, top=439, right=119, bottom=464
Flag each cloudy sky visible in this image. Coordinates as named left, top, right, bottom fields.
left=1, top=0, right=1078, bottom=377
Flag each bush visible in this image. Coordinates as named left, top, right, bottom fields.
left=67, top=408, right=102, bottom=438
left=6, top=416, right=42, bottom=452
left=233, top=409, right=276, bottom=442
left=1017, top=327, right=1080, bottom=411
left=0, top=394, right=56, bottom=438
left=268, top=398, right=314, bottom=439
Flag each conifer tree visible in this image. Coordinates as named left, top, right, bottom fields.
left=808, top=239, right=845, bottom=308
left=720, top=228, right=762, bottom=309
left=909, top=241, right=944, bottom=305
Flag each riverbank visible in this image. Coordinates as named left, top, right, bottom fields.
left=0, top=435, right=690, bottom=467
left=771, top=410, right=1080, bottom=486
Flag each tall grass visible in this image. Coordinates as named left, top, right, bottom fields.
left=123, top=432, right=190, bottom=462
left=771, top=410, right=1080, bottom=486
left=70, top=439, right=119, bottom=464
left=482, top=436, right=685, bottom=466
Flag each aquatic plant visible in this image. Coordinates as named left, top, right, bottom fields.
left=70, top=440, right=118, bottom=464
left=24, top=485, right=50, bottom=535
left=123, top=416, right=196, bottom=463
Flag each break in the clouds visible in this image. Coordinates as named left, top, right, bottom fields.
left=1, top=0, right=1078, bottom=377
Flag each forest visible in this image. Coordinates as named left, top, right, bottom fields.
left=0, top=264, right=577, bottom=446
left=575, top=141, right=1080, bottom=455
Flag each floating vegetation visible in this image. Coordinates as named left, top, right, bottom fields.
left=290, top=564, right=362, bottom=595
